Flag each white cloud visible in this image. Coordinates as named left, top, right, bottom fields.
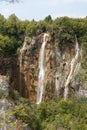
left=0, top=1, right=15, bottom=18
left=0, top=8, right=12, bottom=18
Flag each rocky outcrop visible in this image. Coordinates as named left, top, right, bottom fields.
left=16, top=33, right=82, bottom=102
left=0, top=33, right=86, bottom=102
left=0, top=75, right=15, bottom=130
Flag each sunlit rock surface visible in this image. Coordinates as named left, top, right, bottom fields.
left=0, top=33, right=86, bottom=103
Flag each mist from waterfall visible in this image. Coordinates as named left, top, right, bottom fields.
left=64, top=36, right=80, bottom=100
left=37, top=33, right=49, bottom=104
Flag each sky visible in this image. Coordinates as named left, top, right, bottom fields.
left=0, top=0, right=87, bottom=21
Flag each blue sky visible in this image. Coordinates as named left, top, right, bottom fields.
left=0, top=0, right=87, bottom=21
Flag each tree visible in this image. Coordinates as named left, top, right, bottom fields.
left=6, top=14, right=19, bottom=36
left=44, top=15, right=52, bottom=23
left=25, top=21, right=37, bottom=36
left=0, top=34, right=18, bottom=55
left=0, top=14, right=6, bottom=34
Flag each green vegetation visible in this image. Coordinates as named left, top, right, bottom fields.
left=0, top=14, right=87, bottom=129
left=0, top=15, right=87, bottom=78
left=78, top=42, right=87, bottom=87
left=0, top=13, right=86, bottom=86
left=9, top=91, right=87, bottom=130
left=0, top=14, right=87, bottom=55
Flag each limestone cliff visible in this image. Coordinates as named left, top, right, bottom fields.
left=0, top=33, right=86, bottom=102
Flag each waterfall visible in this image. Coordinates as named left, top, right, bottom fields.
left=20, top=40, right=27, bottom=70
left=19, top=39, right=27, bottom=93
left=36, top=33, right=49, bottom=104
left=64, top=36, right=80, bottom=100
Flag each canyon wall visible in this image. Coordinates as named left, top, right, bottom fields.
left=0, top=33, right=86, bottom=102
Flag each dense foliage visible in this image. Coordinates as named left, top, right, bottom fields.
left=0, top=14, right=87, bottom=129
left=0, top=14, right=87, bottom=55
left=0, top=13, right=87, bottom=85
left=9, top=91, right=87, bottom=130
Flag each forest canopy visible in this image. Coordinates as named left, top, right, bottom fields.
left=0, top=13, right=86, bottom=86
left=0, top=14, right=87, bottom=56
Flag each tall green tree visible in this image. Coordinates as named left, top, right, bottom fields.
left=0, top=14, right=6, bottom=35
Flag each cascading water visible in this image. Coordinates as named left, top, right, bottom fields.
left=64, top=36, right=80, bottom=100
left=36, top=33, right=49, bottom=104
left=19, top=38, right=27, bottom=93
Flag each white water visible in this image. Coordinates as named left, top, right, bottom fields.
left=64, top=36, right=80, bottom=100
left=20, top=40, right=27, bottom=70
left=37, top=33, right=49, bottom=104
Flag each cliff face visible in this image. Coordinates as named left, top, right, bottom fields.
left=16, top=33, right=81, bottom=102
left=0, top=33, right=86, bottom=102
